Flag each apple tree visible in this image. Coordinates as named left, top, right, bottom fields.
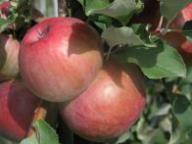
left=0, top=0, right=192, bottom=144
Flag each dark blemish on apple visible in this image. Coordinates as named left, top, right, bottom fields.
left=37, top=25, right=50, bottom=40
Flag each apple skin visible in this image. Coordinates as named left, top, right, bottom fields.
left=0, top=80, right=41, bottom=141
left=0, top=34, right=20, bottom=82
left=19, top=17, right=103, bottom=102
left=59, top=60, right=146, bottom=142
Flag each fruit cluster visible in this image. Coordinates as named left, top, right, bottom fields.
left=1, top=0, right=192, bottom=143
left=0, top=2, right=146, bottom=143
left=132, top=0, right=192, bottom=65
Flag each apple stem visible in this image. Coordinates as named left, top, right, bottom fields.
left=58, top=0, right=68, bottom=17
left=155, top=16, right=182, bottom=35
left=155, top=16, right=164, bottom=34
left=27, top=100, right=47, bottom=137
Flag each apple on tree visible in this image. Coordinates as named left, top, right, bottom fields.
left=60, top=59, right=146, bottom=142
left=0, top=80, right=41, bottom=141
left=170, top=3, right=192, bottom=29
left=131, top=1, right=192, bottom=64
left=159, top=2, right=192, bottom=64
left=0, top=1, right=10, bottom=19
left=19, top=17, right=103, bottom=102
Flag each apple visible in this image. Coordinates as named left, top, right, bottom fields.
left=0, top=80, right=41, bottom=141
left=158, top=3, right=192, bottom=64
left=0, top=1, right=11, bottom=19
left=170, top=3, right=192, bottom=29
left=59, top=59, right=146, bottom=142
left=165, top=2, right=192, bottom=52
left=132, top=1, right=192, bottom=64
left=19, top=17, right=103, bottom=102
left=0, top=34, right=20, bottom=81
left=157, top=31, right=192, bottom=64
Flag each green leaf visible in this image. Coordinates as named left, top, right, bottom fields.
left=95, top=0, right=144, bottom=25
left=10, top=1, right=18, bottom=7
left=34, top=120, right=59, bottom=144
left=102, top=26, right=144, bottom=47
left=173, top=95, right=191, bottom=114
left=89, top=15, right=112, bottom=31
left=115, top=41, right=186, bottom=79
left=168, top=116, right=181, bottom=144
left=178, top=128, right=192, bottom=144
left=160, top=0, right=192, bottom=20
left=173, top=104, right=192, bottom=144
left=174, top=105, right=192, bottom=128
left=180, top=83, right=192, bottom=99
left=114, top=132, right=131, bottom=144
left=151, top=130, right=168, bottom=144
left=0, top=10, right=17, bottom=32
left=79, top=0, right=143, bottom=25
left=186, top=65, right=192, bottom=82
left=20, top=120, right=59, bottom=144
left=187, top=128, right=192, bottom=140
left=0, top=18, right=10, bottom=32
left=78, top=0, right=110, bottom=16
left=131, top=24, right=158, bottom=47
left=0, top=136, right=13, bottom=144
left=20, top=135, right=38, bottom=144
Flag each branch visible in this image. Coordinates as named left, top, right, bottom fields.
left=58, top=0, right=68, bottom=17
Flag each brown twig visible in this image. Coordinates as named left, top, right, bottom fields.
left=58, top=0, right=68, bottom=17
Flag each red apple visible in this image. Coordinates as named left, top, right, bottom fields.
left=167, top=2, right=192, bottom=57
left=0, top=1, right=11, bottom=19
left=158, top=3, right=192, bottom=64
left=19, top=17, right=103, bottom=102
left=170, top=3, right=192, bottom=29
left=157, top=31, right=192, bottom=64
left=0, top=80, right=41, bottom=141
left=0, top=34, right=20, bottom=81
left=60, top=60, right=146, bottom=142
